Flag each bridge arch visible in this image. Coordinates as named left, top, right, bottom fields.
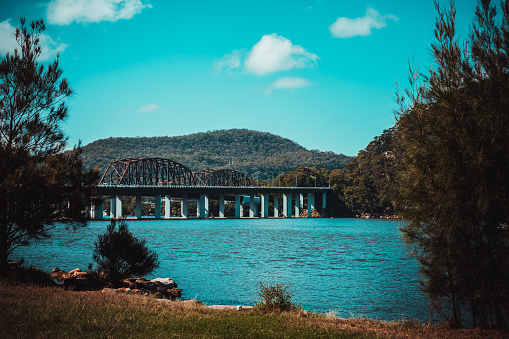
left=193, top=169, right=251, bottom=186
left=99, top=157, right=194, bottom=186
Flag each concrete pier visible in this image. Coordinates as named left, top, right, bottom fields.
left=95, top=186, right=330, bottom=220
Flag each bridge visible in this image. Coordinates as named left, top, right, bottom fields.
left=93, top=158, right=331, bottom=219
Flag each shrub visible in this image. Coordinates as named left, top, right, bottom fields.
left=2, top=260, right=54, bottom=286
left=93, top=220, right=159, bottom=286
left=256, top=282, right=297, bottom=312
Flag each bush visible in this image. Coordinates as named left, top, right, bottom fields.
left=256, top=282, right=297, bottom=312
left=93, top=220, right=159, bottom=286
left=2, top=260, right=54, bottom=286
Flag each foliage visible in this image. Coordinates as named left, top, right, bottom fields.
left=273, top=165, right=330, bottom=188
left=93, top=220, right=159, bottom=285
left=335, top=128, right=399, bottom=217
left=396, top=0, right=509, bottom=329
left=82, top=129, right=353, bottom=181
left=2, top=260, right=54, bottom=286
left=256, top=282, right=297, bottom=313
left=0, top=18, right=99, bottom=273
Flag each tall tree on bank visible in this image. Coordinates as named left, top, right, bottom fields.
left=0, top=18, right=99, bottom=273
left=396, top=1, right=509, bottom=329
left=339, top=127, right=399, bottom=217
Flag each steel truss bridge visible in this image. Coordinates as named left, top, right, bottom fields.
left=99, top=158, right=250, bottom=187
left=94, top=157, right=331, bottom=219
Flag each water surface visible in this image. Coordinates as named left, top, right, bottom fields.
left=12, top=218, right=430, bottom=322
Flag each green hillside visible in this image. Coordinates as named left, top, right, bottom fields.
left=81, top=129, right=353, bottom=181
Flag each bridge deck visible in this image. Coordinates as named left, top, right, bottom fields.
left=97, top=184, right=331, bottom=196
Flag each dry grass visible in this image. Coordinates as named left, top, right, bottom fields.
left=0, top=281, right=507, bottom=338
left=289, top=314, right=509, bottom=339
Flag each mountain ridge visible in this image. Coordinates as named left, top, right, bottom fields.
left=81, top=129, right=353, bottom=181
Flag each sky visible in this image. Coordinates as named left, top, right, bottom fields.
left=0, top=0, right=479, bottom=156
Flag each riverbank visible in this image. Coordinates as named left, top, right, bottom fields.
left=0, top=281, right=505, bottom=338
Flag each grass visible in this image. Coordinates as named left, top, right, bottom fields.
left=0, top=281, right=507, bottom=338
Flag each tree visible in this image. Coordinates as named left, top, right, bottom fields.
left=0, top=18, right=99, bottom=273
left=339, top=128, right=399, bottom=217
left=93, top=220, right=159, bottom=285
left=396, top=0, right=509, bottom=329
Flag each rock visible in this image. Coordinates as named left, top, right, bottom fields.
left=167, top=288, right=182, bottom=299
left=152, top=277, right=177, bottom=288
left=68, top=268, right=83, bottom=277
left=50, top=268, right=102, bottom=291
left=109, top=277, right=181, bottom=299
left=299, top=209, right=322, bottom=218
left=63, top=274, right=102, bottom=291
left=50, top=268, right=68, bottom=283
left=117, top=287, right=132, bottom=294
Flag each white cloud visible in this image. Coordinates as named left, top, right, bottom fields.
left=139, top=103, right=160, bottom=113
left=0, top=20, right=17, bottom=55
left=245, top=34, right=319, bottom=75
left=265, top=77, right=311, bottom=94
left=215, top=33, right=319, bottom=76
left=213, top=49, right=243, bottom=74
left=0, top=19, right=68, bottom=61
left=329, top=7, right=398, bottom=38
left=47, top=0, right=152, bottom=25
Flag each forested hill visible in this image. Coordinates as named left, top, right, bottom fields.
left=81, top=129, right=353, bottom=181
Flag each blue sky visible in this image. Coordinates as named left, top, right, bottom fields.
left=0, top=0, right=478, bottom=156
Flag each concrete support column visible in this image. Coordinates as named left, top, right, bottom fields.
left=198, top=194, right=209, bottom=218
left=110, top=197, right=115, bottom=218
left=135, top=195, right=142, bottom=219
left=155, top=195, right=161, bottom=219
left=164, top=195, right=171, bottom=218
left=181, top=195, right=188, bottom=218
left=111, top=195, right=122, bottom=219
left=196, top=198, right=201, bottom=218
left=307, top=193, right=315, bottom=217
left=249, top=193, right=255, bottom=218
left=204, top=194, right=209, bottom=218
left=109, top=197, right=114, bottom=218
left=282, top=194, right=288, bottom=217
left=235, top=194, right=240, bottom=218
left=274, top=195, right=279, bottom=218
left=261, top=193, right=269, bottom=218
left=92, top=200, right=103, bottom=220
left=295, top=193, right=303, bottom=218
left=219, top=195, right=225, bottom=218
left=287, top=193, right=293, bottom=218
left=322, top=192, right=327, bottom=210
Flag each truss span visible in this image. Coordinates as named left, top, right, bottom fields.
left=193, top=169, right=251, bottom=186
left=99, top=158, right=194, bottom=186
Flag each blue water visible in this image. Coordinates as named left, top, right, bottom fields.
left=11, top=218, right=431, bottom=322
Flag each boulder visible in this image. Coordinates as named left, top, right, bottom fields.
left=50, top=267, right=102, bottom=290
left=68, top=268, right=88, bottom=278
left=152, top=277, right=177, bottom=288
left=50, top=268, right=68, bottom=285
left=63, top=274, right=103, bottom=291
left=120, top=277, right=181, bottom=300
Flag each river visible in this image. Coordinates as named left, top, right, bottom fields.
left=11, top=218, right=432, bottom=322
